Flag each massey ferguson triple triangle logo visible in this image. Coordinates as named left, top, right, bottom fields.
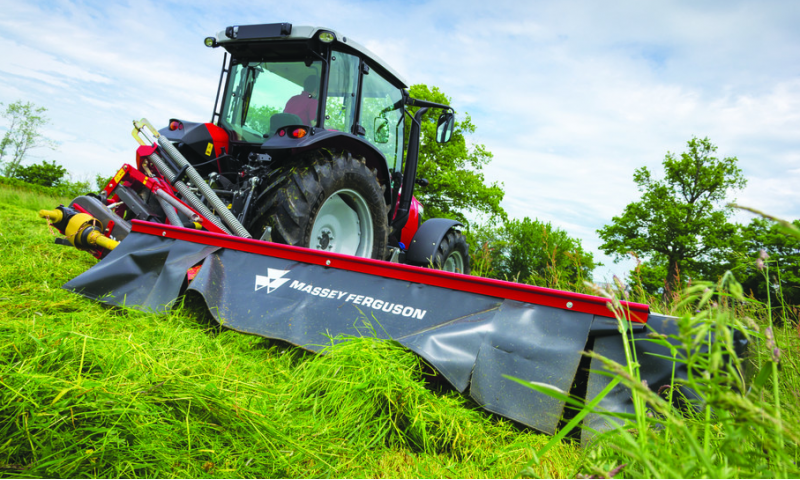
left=254, top=269, right=291, bottom=293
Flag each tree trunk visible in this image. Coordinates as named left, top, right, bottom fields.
left=663, top=258, right=681, bottom=302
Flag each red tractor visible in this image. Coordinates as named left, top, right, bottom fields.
left=59, top=23, right=470, bottom=274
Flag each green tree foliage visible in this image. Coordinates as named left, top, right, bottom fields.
left=95, top=173, right=114, bottom=192
left=0, top=100, right=57, bottom=177
left=598, top=137, right=746, bottom=297
left=14, top=159, right=67, bottom=187
left=245, top=105, right=281, bottom=135
left=405, top=85, right=505, bottom=227
left=471, top=217, right=596, bottom=288
left=629, top=260, right=669, bottom=297
left=728, top=218, right=800, bottom=309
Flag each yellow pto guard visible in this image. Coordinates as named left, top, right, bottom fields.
left=39, top=206, right=120, bottom=254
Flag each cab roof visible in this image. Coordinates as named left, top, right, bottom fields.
left=213, top=23, right=409, bottom=89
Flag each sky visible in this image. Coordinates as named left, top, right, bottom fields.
left=1, top=0, right=799, bottom=282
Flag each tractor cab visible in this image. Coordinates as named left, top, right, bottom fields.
left=210, top=24, right=411, bottom=175
left=150, top=23, right=461, bottom=269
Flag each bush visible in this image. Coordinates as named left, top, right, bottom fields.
left=14, top=160, right=67, bottom=187
left=469, top=217, right=596, bottom=289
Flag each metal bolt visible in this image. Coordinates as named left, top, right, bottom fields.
left=566, top=302, right=573, bottom=309
left=326, top=260, right=331, bottom=266
left=162, top=231, right=166, bottom=237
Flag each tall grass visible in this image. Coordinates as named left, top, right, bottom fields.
left=3, top=183, right=798, bottom=478
left=0, top=187, right=580, bottom=477
left=521, top=261, right=800, bottom=477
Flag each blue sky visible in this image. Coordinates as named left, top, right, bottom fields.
left=2, top=0, right=799, bottom=282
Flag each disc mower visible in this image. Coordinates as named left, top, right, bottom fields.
left=39, top=23, right=744, bottom=440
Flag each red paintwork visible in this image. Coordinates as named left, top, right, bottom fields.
left=72, top=203, right=90, bottom=215
left=186, top=265, right=202, bottom=281
left=131, top=220, right=650, bottom=323
left=135, top=144, right=158, bottom=171
left=103, top=162, right=227, bottom=235
left=392, top=189, right=421, bottom=247
left=205, top=123, right=230, bottom=172
left=400, top=196, right=421, bottom=248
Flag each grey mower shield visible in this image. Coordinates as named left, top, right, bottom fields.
left=64, top=229, right=704, bottom=437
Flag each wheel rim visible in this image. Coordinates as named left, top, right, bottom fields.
left=442, top=250, right=465, bottom=273
left=310, top=189, right=374, bottom=257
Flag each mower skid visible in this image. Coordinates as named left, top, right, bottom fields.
left=63, top=221, right=707, bottom=437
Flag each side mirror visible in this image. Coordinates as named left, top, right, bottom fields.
left=436, top=112, right=455, bottom=143
left=374, top=116, right=389, bottom=144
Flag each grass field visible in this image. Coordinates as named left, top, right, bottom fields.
left=0, top=183, right=798, bottom=478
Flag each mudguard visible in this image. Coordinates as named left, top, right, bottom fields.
left=406, top=218, right=462, bottom=265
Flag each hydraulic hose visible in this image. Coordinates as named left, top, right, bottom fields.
left=154, top=188, right=200, bottom=223
left=155, top=195, right=183, bottom=227
left=157, top=136, right=251, bottom=238
left=145, top=151, right=232, bottom=235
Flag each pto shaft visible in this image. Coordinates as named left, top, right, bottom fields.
left=39, top=206, right=120, bottom=253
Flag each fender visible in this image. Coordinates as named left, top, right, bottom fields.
left=406, top=218, right=463, bottom=265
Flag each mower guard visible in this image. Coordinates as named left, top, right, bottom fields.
left=64, top=220, right=704, bottom=439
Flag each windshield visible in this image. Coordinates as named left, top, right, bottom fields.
left=220, top=60, right=322, bottom=142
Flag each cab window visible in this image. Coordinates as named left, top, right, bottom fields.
left=220, top=60, right=322, bottom=142
left=359, top=70, right=405, bottom=171
left=324, top=52, right=360, bottom=133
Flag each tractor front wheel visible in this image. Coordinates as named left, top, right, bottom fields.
left=433, top=229, right=471, bottom=275
left=252, top=150, right=389, bottom=260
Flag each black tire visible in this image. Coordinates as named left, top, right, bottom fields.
left=433, top=229, right=471, bottom=275
left=251, top=150, right=389, bottom=260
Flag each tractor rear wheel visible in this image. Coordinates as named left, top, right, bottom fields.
left=433, top=229, right=471, bottom=275
left=252, top=150, right=388, bottom=259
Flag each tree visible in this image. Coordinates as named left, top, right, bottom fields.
left=245, top=105, right=281, bottom=134
left=405, top=85, right=506, bottom=227
left=728, top=217, right=800, bottom=310
left=14, top=159, right=67, bottom=187
left=471, top=217, right=596, bottom=288
left=598, top=137, right=746, bottom=297
left=0, top=100, right=57, bottom=177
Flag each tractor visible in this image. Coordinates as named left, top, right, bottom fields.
left=61, top=23, right=469, bottom=274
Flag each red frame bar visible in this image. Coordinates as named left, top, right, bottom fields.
left=132, top=220, right=650, bottom=323
left=102, top=163, right=226, bottom=235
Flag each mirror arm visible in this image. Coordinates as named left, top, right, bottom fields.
left=392, top=107, right=427, bottom=236
left=405, top=96, right=453, bottom=111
